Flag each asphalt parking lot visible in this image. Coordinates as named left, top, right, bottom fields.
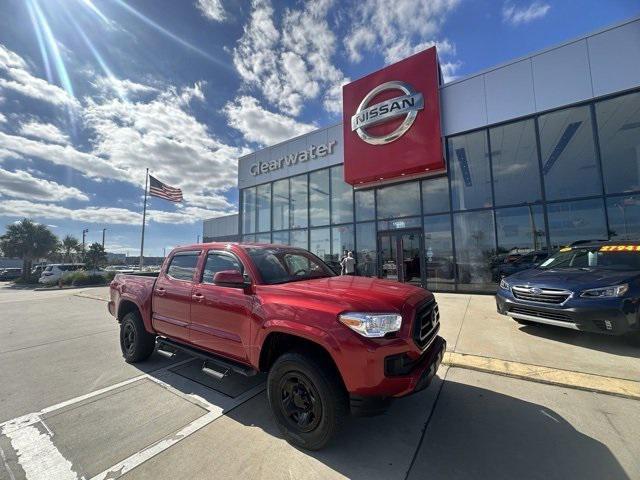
left=0, top=284, right=639, bottom=479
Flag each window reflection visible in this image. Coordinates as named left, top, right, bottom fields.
left=355, top=222, right=377, bottom=277
left=241, top=188, right=256, bottom=234
left=448, top=130, right=492, bottom=210
left=597, top=92, right=640, bottom=194
left=355, top=190, right=375, bottom=221
left=310, top=228, right=331, bottom=266
left=256, top=232, right=271, bottom=243
left=309, top=169, right=330, bottom=226
left=538, top=105, right=600, bottom=200
left=290, top=229, right=308, bottom=250
left=331, top=165, right=354, bottom=224
left=422, top=176, right=450, bottom=214
left=272, top=230, right=290, bottom=245
left=424, top=215, right=454, bottom=291
left=607, top=195, right=640, bottom=240
left=547, top=199, right=607, bottom=249
left=272, top=179, right=289, bottom=231
left=490, top=119, right=541, bottom=206
left=290, top=174, right=308, bottom=229
left=331, top=225, right=354, bottom=267
left=256, top=183, right=271, bottom=233
left=377, top=181, right=420, bottom=218
left=453, top=210, right=496, bottom=291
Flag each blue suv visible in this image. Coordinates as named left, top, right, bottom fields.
left=496, top=241, right=640, bottom=337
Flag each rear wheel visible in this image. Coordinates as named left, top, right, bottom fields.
left=267, top=352, right=347, bottom=450
left=120, top=311, right=155, bottom=363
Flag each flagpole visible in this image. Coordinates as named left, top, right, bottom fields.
left=139, top=168, right=149, bottom=270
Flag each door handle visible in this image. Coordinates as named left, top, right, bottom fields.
left=192, top=292, right=204, bottom=302
left=155, top=287, right=166, bottom=296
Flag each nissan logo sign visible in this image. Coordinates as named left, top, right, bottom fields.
left=351, top=81, right=424, bottom=145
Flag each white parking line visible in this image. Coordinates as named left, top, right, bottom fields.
left=0, top=360, right=265, bottom=480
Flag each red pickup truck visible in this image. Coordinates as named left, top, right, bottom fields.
left=108, top=243, right=445, bottom=449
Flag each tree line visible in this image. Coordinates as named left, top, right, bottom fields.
left=0, top=219, right=107, bottom=282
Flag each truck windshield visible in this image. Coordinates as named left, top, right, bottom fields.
left=539, top=247, right=640, bottom=271
left=245, top=247, right=336, bottom=284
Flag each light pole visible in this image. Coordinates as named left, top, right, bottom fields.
left=102, top=228, right=107, bottom=248
left=82, top=228, right=89, bottom=251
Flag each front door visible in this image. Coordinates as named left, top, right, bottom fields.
left=378, top=230, right=424, bottom=286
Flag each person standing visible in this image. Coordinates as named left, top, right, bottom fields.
left=341, top=251, right=356, bottom=276
left=339, top=250, right=348, bottom=275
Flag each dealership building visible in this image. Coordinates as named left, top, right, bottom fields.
left=206, top=17, right=640, bottom=293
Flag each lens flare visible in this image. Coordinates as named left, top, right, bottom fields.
left=79, top=0, right=111, bottom=25
left=25, top=0, right=53, bottom=83
left=111, top=0, right=229, bottom=69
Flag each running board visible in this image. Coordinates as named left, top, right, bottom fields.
left=156, top=337, right=258, bottom=377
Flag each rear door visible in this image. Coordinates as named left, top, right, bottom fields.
left=152, top=250, right=201, bottom=342
left=189, top=250, right=253, bottom=362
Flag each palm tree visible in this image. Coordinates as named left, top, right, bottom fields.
left=61, top=235, right=81, bottom=262
left=0, top=219, right=58, bottom=281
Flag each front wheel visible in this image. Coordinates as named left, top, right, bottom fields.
left=267, top=352, right=347, bottom=450
left=120, top=311, right=156, bottom=363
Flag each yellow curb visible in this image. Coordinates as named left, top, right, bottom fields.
left=442, top=351, right=640, bottom=401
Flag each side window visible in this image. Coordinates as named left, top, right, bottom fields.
left=167, top=253, right=200, bottom=281
left=202, top=253, right=242, bottom=284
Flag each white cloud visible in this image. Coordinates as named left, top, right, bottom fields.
left=0, top=168, right=88, bottom=202
left=233, top=0, right=347, bottom=116
left=0, top=112, right=6, bottom=123
left=19, top=121, right=70, bottom=145
left=196, top=0, right=226, bottom=22
left=345, top=0, right=459, bottom=65
left=92, top=76, right=158, bottom=98
left=0, top=199, right=142, bottom=225
left=503, top=2, right=550, bottom=25
left=441, top=60, right=462, bottom=83
left=224, top=95, right=316, bottom=146
left=0, top=44, right=78, bottom=108
left=0, top=131, right=125, bottom=179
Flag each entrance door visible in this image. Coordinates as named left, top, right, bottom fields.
left=378, top=230, right=424, bottom=286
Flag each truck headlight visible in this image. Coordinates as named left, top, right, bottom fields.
left=580, top=284, right=629, bottom=298
left=499, top=278, right=510, bottom=290
left=338, top=312, right=402, bottom=338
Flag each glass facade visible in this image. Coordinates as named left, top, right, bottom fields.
left=239, top=90, right=640, bottom=292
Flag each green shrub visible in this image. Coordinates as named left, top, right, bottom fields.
left=13, top=274, right=40, bottom=285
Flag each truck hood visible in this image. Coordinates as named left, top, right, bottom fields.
left=265, top=276, right=431, bottom=312
left=505, top=268, right=640, bottom=290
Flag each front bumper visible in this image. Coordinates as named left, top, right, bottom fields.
left=496, top=289, right=640, bottom=335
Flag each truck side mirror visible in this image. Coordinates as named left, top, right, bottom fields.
left=213, top=269, right=247, bottom=288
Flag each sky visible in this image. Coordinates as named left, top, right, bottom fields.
left=0, top=0, right=638, bottom=257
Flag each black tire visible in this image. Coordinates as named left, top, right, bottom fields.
left=120, top=311, right=156, bottom=363
left=267, top=352, right=347, bottom=450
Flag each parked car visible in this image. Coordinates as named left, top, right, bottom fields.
left=39, top=263, right=86, bottom=283
left=493, top=250, right=550, bottom=281
left=109, top=243, right=445, bottom=450
left=31, top=264, right=47, bottom=277
left=0, top=268, right=22, bottom=281
left=496, top=240, right=640, bottom=337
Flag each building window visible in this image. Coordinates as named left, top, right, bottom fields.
left=355, top=189, right=375, bottom=221
left=538, top=105, right=600, bottom=201
left=309, top=169, right=330, bottom=226
left=378, top=217, right=421, bottom=231
left=496, top=205, right=547, bottom=254
left=256, top=183, right=271, bottom=233
left=547, top=198, right=607, bottom=249
left=448, top=130, right=492, bottom=210
left=241, top=187, right=256, bottom=234
left=453, top=210, right=496, bottom=291
left=331, top=224, right=354, bottom=266
left=242, top=234, right=256, bottom=243
left=355, top=222, right=377, bottom=277
left=272, top=230, right=290, bottom=245
left=272, top=179, right=290, bottom=231
left=377, top=181, right=421, bottom=219
left=331, top=165, right=354, bottom=224
left=310, top=228, right=331, bottom=266
left=490, top=118, right=541, bottom=206
left=596, top=92, right=640, bottom=194
left=256, top=232, right=271, bottom=243
left=422, top=176, right=450, bottom=215
left=291, top=229, right=308, bottom=250
left=290, top=174, right=308, bottom=229
left=607, top=195, right=640, bottom=240
left=424, top=214, right=454, bottom=291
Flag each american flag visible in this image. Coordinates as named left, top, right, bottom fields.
left=149, top=175, right=183, bottom=202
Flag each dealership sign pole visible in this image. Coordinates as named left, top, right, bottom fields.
left=139, top=168, right=149, bottom=270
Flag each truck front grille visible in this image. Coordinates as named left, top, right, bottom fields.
left=512, top=286, right=571, bottom=304
left=413, top=300, right=439, bottom=350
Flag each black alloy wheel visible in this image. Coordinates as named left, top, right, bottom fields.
left=277, top=372, right=322, bottom=433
